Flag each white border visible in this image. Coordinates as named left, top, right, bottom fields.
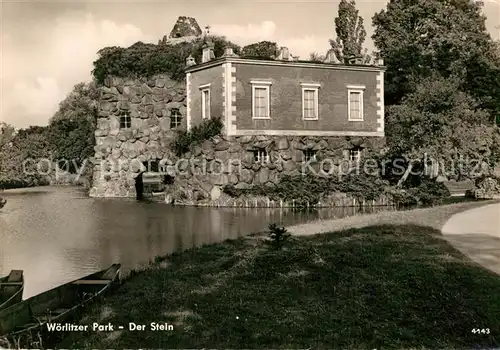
left=347, top=85, right=365, bottom=121
left=250, top=80, right=273, bottom=85
left=201, top=88, right=211, bottom=119
left=186, top=57, right=385, bottom=73
left=300, top=83, right=321, bottom=88
left=302, top=87, right=319, bottom=120
left=251, top=81, right=272, bottom=120
left=232, top=129, right=384, bottom=137
left=376, top=71, right=385, bottom=133
left=170, top=108, right=182, bottom=128
left=346, top=84, right=366, bottom=90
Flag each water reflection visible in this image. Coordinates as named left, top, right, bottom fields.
left=0, top=186, right=390, bottom=298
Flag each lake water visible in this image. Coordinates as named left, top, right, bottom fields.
left=0, top=186, right=389, bottom=299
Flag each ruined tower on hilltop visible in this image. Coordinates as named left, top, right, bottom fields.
left=158, top=16, right=203, bottom=45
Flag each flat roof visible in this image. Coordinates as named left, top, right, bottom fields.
left=185, top=56, right=385, bottom=74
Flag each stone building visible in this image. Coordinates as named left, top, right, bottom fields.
left=89, top=74, right=186, bottom=198
left=167, top=44, right=386, bottom=205
left=187, top=45, right=385, bottom=139
left=89, top=34, right=386, bottom=205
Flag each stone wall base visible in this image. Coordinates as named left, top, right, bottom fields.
left=90, top=134, right=386, bottom=199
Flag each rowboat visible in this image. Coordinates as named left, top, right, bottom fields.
left=0, top=270, right=24, bottom=310
left=0, top=198, right=6, bottom=209
left=0, top=264, right=121, bottom=342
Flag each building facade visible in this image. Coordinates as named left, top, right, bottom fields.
left=184, top=46, right=385, bottom=174
left=187, top=47, right=384, bottom=138
left=90, top=40, right=386, bottom=203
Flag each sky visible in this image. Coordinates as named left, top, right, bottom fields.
left=1, top=0, right=499, bottom=129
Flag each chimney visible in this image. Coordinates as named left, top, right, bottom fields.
left=221, top=46, right=238, bottom=58
left=186, top=55, right=196, bottom=67
left=280, top=47, right=290, bottom=61
left=202, top=41, right=215, bottom=63
left=377, top=58, right=384, bottom=66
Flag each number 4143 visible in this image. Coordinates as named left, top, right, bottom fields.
left=471, top=328, right=490, bottom=334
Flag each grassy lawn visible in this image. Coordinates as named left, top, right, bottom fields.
left=49, top=223, right=500, bottom=349
left=288, top=199, right=499, bottom=236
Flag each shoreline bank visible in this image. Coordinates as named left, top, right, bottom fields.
left=30, top=198, right=498, bottom=349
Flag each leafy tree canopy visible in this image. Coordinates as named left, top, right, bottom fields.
left=329, top=0, right=370, bottom=64
left=372, top=0, right=500, bottom=110
left=386, top=75, right=500, bottom=180
left=0, top=125, right=52, bottom=188
left=50, top=82, right=99, bottom=124
left=48, top=81, right=98, bottom=173
left=92, top=36, right=241, bottom=84
left=46, top=118, right=95, bottom=173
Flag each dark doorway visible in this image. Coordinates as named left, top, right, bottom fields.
left=135, top=172, right=144, bottom=200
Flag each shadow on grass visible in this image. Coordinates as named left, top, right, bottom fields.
left=55, top=224, right=500, bottom=349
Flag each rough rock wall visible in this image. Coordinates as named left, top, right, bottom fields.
left=89, top=74, right=387, bottom=203
left=165, top=134, right=386, bottom=205
left=89, top=75, right=186, bottom=197
left=168, top=16, right=202, bottom=39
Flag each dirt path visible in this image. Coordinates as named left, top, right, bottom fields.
left=441, top=202, right=500, bottom=237
left=441, top=202, right=500, bottom=275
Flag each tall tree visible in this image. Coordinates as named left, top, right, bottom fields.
left=48, top=81, right=99, bottom=174
left=329, top=0, right=369, bottom=64
left=46, top=119, right=95, bottom=174
left=50, top=81, right=99, bottom=124
left=0, top=126, right=52, bottom=188
left=0, top=122, right=16, bottom=149
left=372, top=0, right=500, bottom=109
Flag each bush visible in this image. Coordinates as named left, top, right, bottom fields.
left=222, top=171, right=451, bottom=208
left=221, top=184, right=245, bottom=198
left=388, top=178, right=451, bottom=206
left=267, top=223, right=291, bottom=250
left=172, top=117, right=223, bottom=156
left=223, top=173, right=390, bottom=208
left=410, top=179, right=450, bottom=205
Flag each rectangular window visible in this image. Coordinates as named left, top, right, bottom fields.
left=143, top=160, right=160, bottom=173
left=349, top=149, right=362, bottom=163
left=253, top=149, right=269, bottom=163
left=201, top=88, right=210, bottom=119
left=303, top=149, right=317, bottom=161
left=347, top=85, right=365, bottom=121
left=120, top=114, right=131, bottom=129
left=251, top=81, right=272, bottom=119
left=301, top=83, right=320, bottom=120
left=170, top=108, right=182, bottom=128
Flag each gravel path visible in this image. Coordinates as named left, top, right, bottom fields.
left=441, top=202, right=500, bottom=237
